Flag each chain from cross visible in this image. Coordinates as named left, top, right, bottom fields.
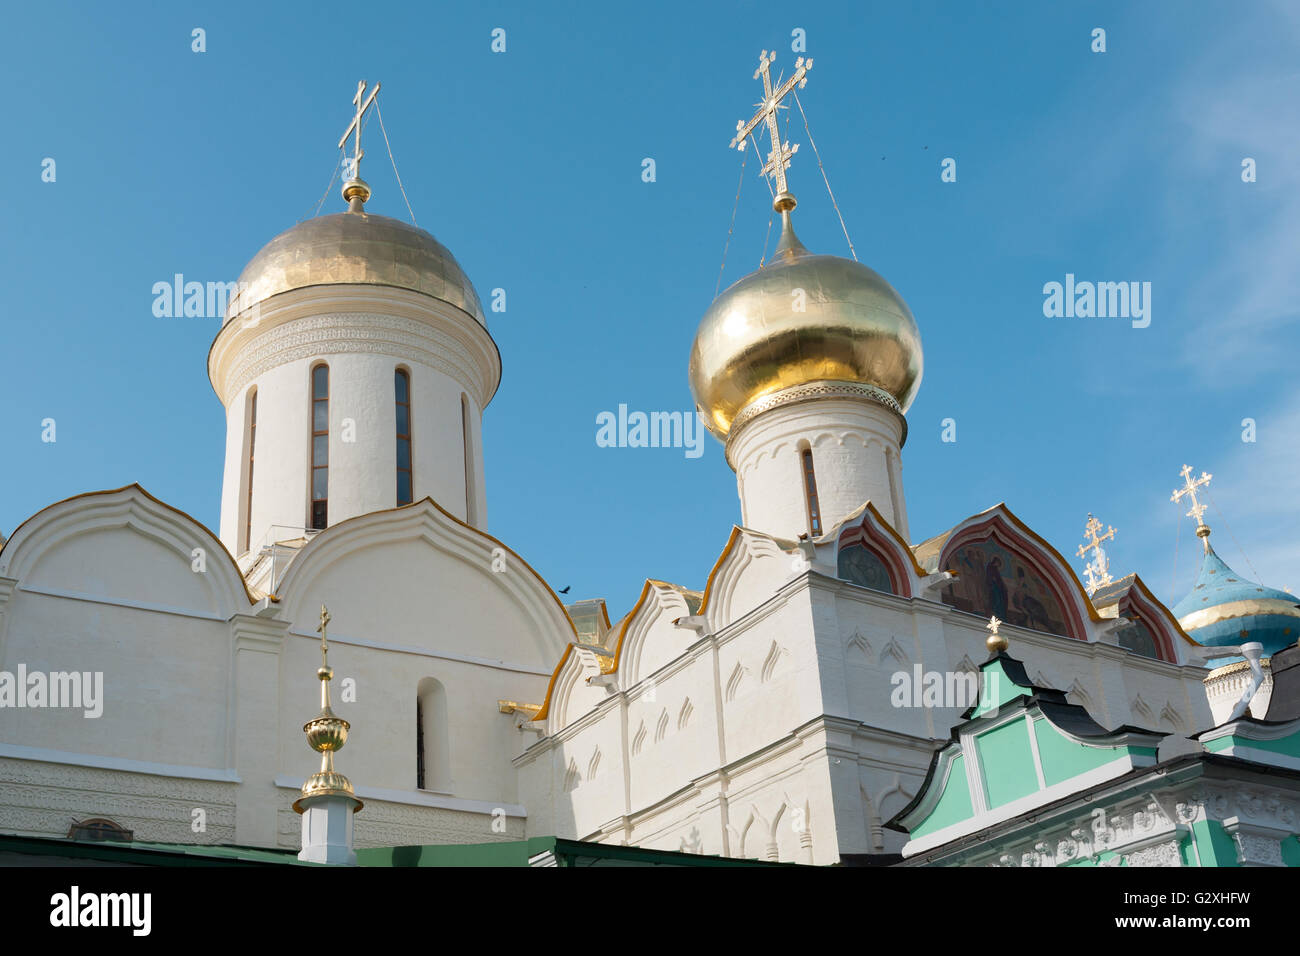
left=1170, top=464, right=1212, bottom=528
left=1076, top=513, right=1116, bottom=593
left=729, top=51, right=812, bottom=198
left=338, top=80, right=381, bottom=182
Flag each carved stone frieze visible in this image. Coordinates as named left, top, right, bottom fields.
left=224, top=312, right=489, bottom=406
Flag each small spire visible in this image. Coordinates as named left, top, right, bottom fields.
left=772, top=204, right=810, bottom=262
left=986, top=615, right=1008, bottom=655
left=337, top=80, right=381, bottom=213
left=1171, top=464, right=1214, bottom=553
left=293, top=604, right=361, bottom=813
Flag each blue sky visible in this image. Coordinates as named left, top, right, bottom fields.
left=2, top=0, right=1298, bottom=617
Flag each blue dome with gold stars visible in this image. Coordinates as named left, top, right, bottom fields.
left=1173, top=544, right=1300, bottom=667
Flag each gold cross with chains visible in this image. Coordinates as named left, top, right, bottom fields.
left=1171, top=464, right=1212, bottom=527
left=338, top=80, right=381, bottom=182
left=1076, top=513, right=1116, bottom=593
left=1171, top=463, right=1214, bottom=551
left=729, top=51, right=812, bottom=205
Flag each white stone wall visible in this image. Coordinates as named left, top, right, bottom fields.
left=1205, top=661, right=1273, bottom=724
left=209, top=287, right=499, bottom=557
left=0, top=486, right=567, bottom=849
left=730, top=398, right=908, bottom=541
left=519, top=549, right=1218, bottom=864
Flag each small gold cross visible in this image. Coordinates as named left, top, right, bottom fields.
left=1171, top=464, right=1214, bottom=551
left=317, top=604, right=331, bottom=668
left=1171, top=464, right=1212, bottom=526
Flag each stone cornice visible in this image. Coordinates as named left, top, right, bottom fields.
left=229, top=613, right=289, bottom=654
left=0, top=576, right=17, bottom=616
left=208, top=285, right=501, bottom=409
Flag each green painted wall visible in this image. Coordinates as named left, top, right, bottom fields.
left=977, top=718, right=1038, bottom=807
left=970, top=660, right=1024, bottom=718
left=912, top=752, right=974, bottom=838
left=1280, top=835, right=1300, bottom=867
left=1190, top=820, right=1240, bottom=867
left=1032, top=716, right=1119, bottom=786
left=1204, top=731, right=1300, bottom=760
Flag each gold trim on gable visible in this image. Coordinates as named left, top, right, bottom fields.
left=0, top=483, right=258, bottom=606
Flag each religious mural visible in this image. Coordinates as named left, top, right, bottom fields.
left=1115, top=616, right=1160, bottom=660
left=941, top=538, right=1070, bottom=637
left=838, top=543, right=895, bottom=594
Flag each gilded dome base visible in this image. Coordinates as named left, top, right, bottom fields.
left=724, top=380, right=908, bottom=467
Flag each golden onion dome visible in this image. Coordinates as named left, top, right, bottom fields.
left=223, top=210, right=485, bottom=326
left=689, top=209, right=922, bottom=441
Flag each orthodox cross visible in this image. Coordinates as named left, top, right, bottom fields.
left=1171, top=464, right=1213, bottom=548
left=317, top=604, right=332, bottom=670
left=338, top=80, right=381, bottom=181
left=729, top=51, right=812, bottom=200
left=1076, top=513, right=1116, bottom=593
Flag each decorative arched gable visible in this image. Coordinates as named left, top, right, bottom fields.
left=0, top=484, right=253, bottom=617
left=833, top=502, right=922, bottom=598
left=609, top=580, right=698, bottom=691
left=1091, top=574, right=1188, bottom=663
left=534, top=643, right=612, bottom=735
left=935, top=505, right=1096, bottom=642
left=274, top=497, right=574, bottom=671
left=698, top=527, right=795, bottom=633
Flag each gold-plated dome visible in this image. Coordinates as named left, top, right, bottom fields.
left=689, top=212, right=923, bottom=440
left=224, top=211, right=485, bottom=326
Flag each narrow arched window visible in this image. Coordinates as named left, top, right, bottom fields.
left=461, top=393, right=477, bottom=524
left=310, top=364, right=329, bottom=530
left=395, top=368, right=413, bottom=505
left=244, top=388, right=257, bottom=552
left=415, top=695, right=425, bottom=790
left=416, top=677, right=450, bottom=791
left=801, top=447, right=822, bottom=536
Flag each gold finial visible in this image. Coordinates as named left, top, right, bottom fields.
left=1171, top=464, right=1213, bottom=553
left=1076, top=513, right=1116, bottom=594
left=293, top=603, right=361, bottom=812
left=729, top=51, right=812, bottom=211
left=986, top=615, right=1008, bottom=654
left=337, top=79, right=381, bottom=212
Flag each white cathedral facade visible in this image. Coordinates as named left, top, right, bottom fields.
left=0, top=74, right=1274, bottom=867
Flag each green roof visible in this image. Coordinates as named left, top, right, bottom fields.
left=0, top=833, right=790, bottom=868
left=0, top=833, right=307, bottom=867
left=357, top=837, right=790, bottom=867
